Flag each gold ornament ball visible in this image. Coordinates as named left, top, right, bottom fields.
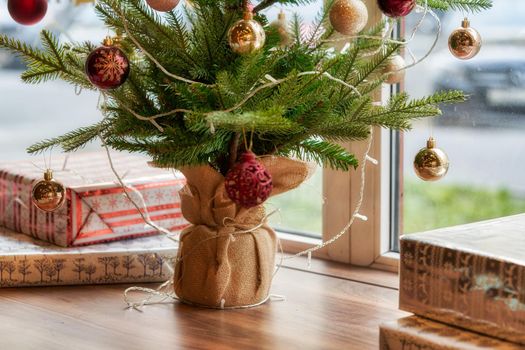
left=329, top=0, right=368, bottom=36
left=228, top=12, right=266, bottom=55
left=448, top=18, right=481, bottom=60
left=146, top=0, right=180, bottom=12
left=413, top=138, right=449, bottom=182
left=270, top=11, right=292, bottom=48
left=383, top=54, right=405, bottom=85
left=32, top=170, right=66, bottom=212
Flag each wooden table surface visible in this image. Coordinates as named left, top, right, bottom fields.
left=0, top=260, right=407, bottom=350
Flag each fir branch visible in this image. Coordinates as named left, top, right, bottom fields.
left=0, top=31, right=90, bottom=87
left=285, top=139, right=359, bottom=171
left=254, top=0, right=318, bottom=13
left=360, top=90, right=466, bottom=130
left=420, top=0, right=492, bottom=12
left=306, top=0, right=335, bottom=47
left=203, top=107, right=303, bottom=135
left=27, top=121, right=111, bottom=154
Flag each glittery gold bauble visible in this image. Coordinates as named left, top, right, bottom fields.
left=146, top=0, right=180, bottom=12
left=448, top=18, right=481, bottom=60
left=329, top=0, right=368, bottom=35
left=413, top=138, right=449, bottom=182
left=383, top=54, right=405, bottom=85
left=32, top=170, right=66, bottom=212
left=228, top=11, right=266, bottom=55
left=270, top=11, right=292, bottom=48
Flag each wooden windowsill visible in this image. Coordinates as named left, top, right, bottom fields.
left=281, top=254, right=399, bottom=290
left=0, top=259, right=406, bottom=349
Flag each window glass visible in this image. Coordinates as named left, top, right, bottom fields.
left=0, top=3, right=102, bottom=161
left=265, top=2, right=323, bottom=238
left=402, top=0, right=525, bottom=235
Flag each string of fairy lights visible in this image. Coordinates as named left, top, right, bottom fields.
left=12, top=0, right=484, bottom=214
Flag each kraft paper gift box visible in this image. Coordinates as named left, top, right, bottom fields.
left=0, top=152, right=187, bottom=247
left=380, top=316, right=522, bottom=350
left=399, top=214, right=525, bottom=345
left=0, top=226, right=177, bottom=287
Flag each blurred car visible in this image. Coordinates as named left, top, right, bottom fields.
left=430, top=0, right=525, bottom=126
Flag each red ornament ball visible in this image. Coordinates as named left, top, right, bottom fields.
left=146, top=0, right=180, bottom=12
left=85, top=38, right=130, bottom=90
left=224, top=151, right=273, bottom=208
left=8, top=0, right=47, bottom=25
left=377, top=0, right=415, bottom=17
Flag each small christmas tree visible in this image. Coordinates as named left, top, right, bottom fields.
left=0, top=0, right=491, bottom=175
left=0, top=0, right=493, bottom=308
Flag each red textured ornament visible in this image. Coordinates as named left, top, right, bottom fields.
left=224, top=151, right=273, bottom=208
left=8, top=0, right=48, bottom=25
left=85, top=37, right=130, bottom=90
left=146, top=0, right=180, bottom=12
left=377, top=0, right=415, bottom=17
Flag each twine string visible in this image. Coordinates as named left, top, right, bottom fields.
left=112, top=69, right=362, bottom=129
left=399, top=7, right=441, bottom=72
left=100, top=135, right=173, bottom=237
left=284, top=128, right=375, bottom=260
left=120, top=11, right=212, bottom=87
left=97, top=93, right=174, bottom=238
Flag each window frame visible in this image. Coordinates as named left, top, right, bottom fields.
left=278, top=0, right=400, bottom=271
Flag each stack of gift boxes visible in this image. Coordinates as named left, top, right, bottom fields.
left=0, top=152, right=187, bottom=287
left=381, top=214, right=525, bottom=350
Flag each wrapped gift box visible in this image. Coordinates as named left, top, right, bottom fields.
left=399, top=214, right=525, bottom=345
left=0, top=226, right=177, bottom=287
left=0, top=152, right=187, bottom=247
left=380, top=316, right=522, bottom=350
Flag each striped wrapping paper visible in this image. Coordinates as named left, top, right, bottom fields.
left=0, top=152, right=188, bottom=247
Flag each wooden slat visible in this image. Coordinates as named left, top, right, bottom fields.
left=0, top=267, right=406, bottom=349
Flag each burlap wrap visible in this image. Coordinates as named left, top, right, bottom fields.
left=174, top=156, right=313, bottom=308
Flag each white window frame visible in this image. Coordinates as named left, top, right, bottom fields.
left=279, top=0, right=400, bottom=272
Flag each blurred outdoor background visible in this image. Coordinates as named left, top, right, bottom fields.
left=0, top=0, right=523, bottom=241
left=403, top=0, right=525, bottom=234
